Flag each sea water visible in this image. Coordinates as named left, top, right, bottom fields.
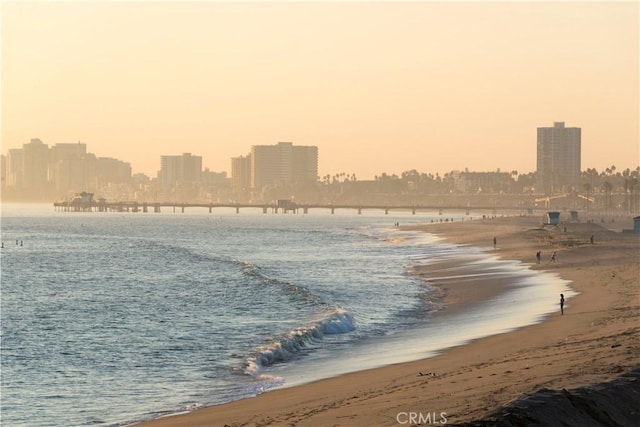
left=0, top=204, right=574, bottom=426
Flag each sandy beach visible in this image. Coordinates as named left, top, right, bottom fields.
left=138, top=215, right=639, bottom=426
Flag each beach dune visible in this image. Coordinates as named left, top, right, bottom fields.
left=138, top=216, right=639, bottom=426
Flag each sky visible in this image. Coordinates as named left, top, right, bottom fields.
left=1, top=1, right=638, bottom=180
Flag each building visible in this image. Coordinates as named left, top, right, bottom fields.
left=453, top=169, right=513, bottom=193
left=250, top=142, right=318, bottom=191
left=5, top=148, right=23, bottom=188
left=536, top=122, right=581, bottom=194
left=49, top=143, right=90, bottom=194
left=3, top=138, right=141, bottom=201
left=95, top=157, right=132, bottom=185
left=50, top=142, right=87, bottom=162
left=291, top=144, right=319, bottom=183
left=157, top=153, right=203, bottom=201
left=158, top=153, right=202, bottom=189
left=231, top=155, right=252, bottom=200
left=22, top=138, right=51, bottom=198
left=0, top=154, right=5, bottom=193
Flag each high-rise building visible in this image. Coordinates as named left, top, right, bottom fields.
left=5, top=148, right=24, bottom=188
left=536, top=122, right=581, bottom=194
left=231, top=154, right=252, bottom=199
left=49, top=143, right=90, bottom=194
left=22, top=138, right=50, bottom=198
left=250, top=142, right=318, bottom=190
left=291, top=144, right=320, bottom=183
left=3, top=139, right=139, bottom=201
left=158, top=153, right=203, bottom=188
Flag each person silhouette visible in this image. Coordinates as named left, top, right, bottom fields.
left=549, top=251, right=556, bottom=263
left=560, top=293, right=565, bottom=315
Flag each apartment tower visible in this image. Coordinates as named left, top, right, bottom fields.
left=159, top=153, right=203, bottom=189
left=250, top=142, right=318, bottom=190
left=536, top=122, right=581, bottom=194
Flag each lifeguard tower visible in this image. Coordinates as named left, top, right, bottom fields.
left=546, top=211, right=561, bottom=225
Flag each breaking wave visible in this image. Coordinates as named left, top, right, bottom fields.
left=245, top=308, right=356, bottom=376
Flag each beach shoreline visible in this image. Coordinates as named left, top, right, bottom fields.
left=137, top=215, right=639, bottom=426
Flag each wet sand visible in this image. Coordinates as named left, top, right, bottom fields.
left=137, top=215, right=639, bottom=426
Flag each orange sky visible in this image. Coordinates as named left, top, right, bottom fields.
left=1, top=1, right=638, bottom=179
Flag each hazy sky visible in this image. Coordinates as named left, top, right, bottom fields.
left=2, top=1, right=638, bottom=179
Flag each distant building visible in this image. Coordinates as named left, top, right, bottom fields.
left=536, top=122, right=581, bottom=194
left=5, top=148, right=23, bottom=188
left=158, top=153, right=202, bottom=189
left=22, top=139, right=50, bottom=198
left=202, top=169, right=227, bottom=185
left=49, top=143, right=90, bottom=194
left=96, top=157, right=132, bottom=184
left=157, top=153, right=203, bottom=201
left=250, top=142, right=318, bottom=190
left=0, top=154, right=5, bottom=192
left=231, top=155, right=252, bottom=199
left=3, top=139, right=145, bottom=201
left=50, top=142, right=87, bottom=162
left=454, top=169, right=513, bottom=193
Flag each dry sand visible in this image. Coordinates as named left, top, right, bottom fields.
left=138, top=215, right=639, bottom=427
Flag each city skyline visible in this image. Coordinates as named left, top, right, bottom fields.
left=6, top=133, right=638, bottom=184
left=2, top=1, right=638, bottom=179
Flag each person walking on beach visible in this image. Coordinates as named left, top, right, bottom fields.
left=549, top=251, right=556, bottom=263
left=536, top=251, right=541, bottom=264
left=493, top=236, right=497, bottom=249
left=560, top=293, right=565, bottom=315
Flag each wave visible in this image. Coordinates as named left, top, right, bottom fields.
left=137, top=239, right=231, bottom=266
left=245, top=307, right=356, bottom=377
left=233, top=259, right=324, bottom=306
left=232, top=260, right=358, bottom=376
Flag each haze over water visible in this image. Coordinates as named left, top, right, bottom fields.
left=1, top=204, right=574, bottom=426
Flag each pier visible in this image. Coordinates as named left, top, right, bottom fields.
left=53, top=200, right=504, bottom=215
left=53, top=193, right=533, bottom=216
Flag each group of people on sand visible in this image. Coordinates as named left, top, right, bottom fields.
left=535, top=250, right=556, bottom=264
left=535, top=252, right=565, bottom=315
left=493, top=237, right=566, bottom=316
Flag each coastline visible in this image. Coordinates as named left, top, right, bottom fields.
left=136, top=215, right=639, bottom=426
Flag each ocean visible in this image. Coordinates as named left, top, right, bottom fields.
left=0, top=204, right=575, bottom=426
